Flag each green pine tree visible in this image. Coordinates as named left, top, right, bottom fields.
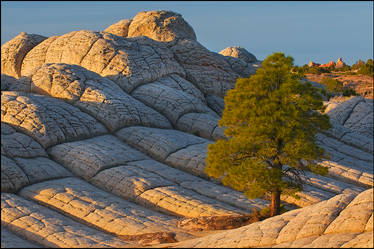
left=205, top=52, right=332, bottom=217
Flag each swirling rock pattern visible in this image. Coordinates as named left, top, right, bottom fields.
left=1, top=193, right=130, bottom=248
left=29, top=63, right=172, bottom=131
left=1, top=9, right=373, bottom=248
left=1, top=91, right=107, bottom=148
left=21, top=30, right=185, bottom=93
left=18, top=177, right=187, bottom=239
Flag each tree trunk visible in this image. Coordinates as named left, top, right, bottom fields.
left=270, top=189, right=281, bottom=217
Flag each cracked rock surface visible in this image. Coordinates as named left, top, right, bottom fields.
left=1, top=91, right=107, bottom=148
left=1, top=9, right=373, bottom=248
left=127, top=10, right=196, bottom=42
left=29, top=63, right=172, bottom=131
left=1, top=32, right=46, bottom=78
left=19, top=177, right=186, bottom=238
left=1, top=227, right=40, bottom=248
left=1, top=193, right=131, bottom=248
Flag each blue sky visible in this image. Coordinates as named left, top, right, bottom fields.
left=1, top=1, right=373, bottom=66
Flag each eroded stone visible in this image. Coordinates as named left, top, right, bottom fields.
left=1, top=91, right=107, bottom=148
left=1, top=193, right=131, bottom=248
left=30, top=63, right=172, bottom=131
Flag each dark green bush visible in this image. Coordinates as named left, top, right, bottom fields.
left=358, top=59, right=374, bottom=76
left=352, top=60, right=365, bottom=70
left=343, top=88, right=358, bottom=97
left=320, top=77, right=344, bottom=93
left=335, top=65, right=351, bottom=72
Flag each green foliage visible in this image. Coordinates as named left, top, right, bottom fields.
left=357, top=59, right=374, bottom=76
left=304, top=66, right=331, bottom=75
left=320, top=77, right=344, bottom=93
left=344, top=71, right=358, bottom=75
left=351, top=59, right=365, bottom=70
left=351, top=59, right=374, bottom=76
left=319, top=77, right=357, bottom=97
left=205, top=52, right=331, bottom=204
left=335, top=65, right=351, bottom=72
left=260, top=204, right=288, bottom=217
left=293, top=58, right=373, bottom=77
left=342, top=88, right=358, bottom=97
left=291, top=65, right=308, bottom=77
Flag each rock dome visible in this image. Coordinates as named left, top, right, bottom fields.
left=127, top=10, right=197, bottom=42
left=219, top=46, right=258, bottom=63
left=104, top=19, right=132, bottom=37
left=1, top=32, right=46, bottom=78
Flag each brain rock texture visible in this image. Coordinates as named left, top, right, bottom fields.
left=1, top=10, right=373, bottom=248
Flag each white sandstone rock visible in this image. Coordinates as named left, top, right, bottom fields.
left=104, top=19, right=132, bottom=37
left=1, top=91, right=107, bottom=148
left=127, top=10, right=196, bottom=42
left=1, top=32, right=46, bottom=78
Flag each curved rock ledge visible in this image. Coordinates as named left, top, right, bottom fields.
left=1, top=227, right=40, bottom=248
left=19, top=177, right=185, bottom=238
left=1, top=91, right=107, bottom=148
left=1, top=193, right=131, bottom=248
left=21, top=30, right=185, bottom=93
left=30, top=63, right=172, bottom=131
left=1, top=122, right=47, bottom=158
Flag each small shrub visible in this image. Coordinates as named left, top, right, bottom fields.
left=345, top=71, right=357, bottom=75
left=351, top=60, right=365, bottom=70
left=335, top=65, right=351, bottom=72
left=306, top=67, right=331, bottom=75
left=343, top=88, right=358, bottom=97
left=320, top=77, right=344, bottom=93
left=358, top=59, right=374, bottom=76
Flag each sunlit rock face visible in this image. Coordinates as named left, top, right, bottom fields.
left=219, top=46, right=258, bottom=63
left=308, top=61, right=321, bottom=67
left=320, top=60, right=336, bottom=68
left=20, top=30, right=185, bottom=93
left=336, top=57, right=347, bottom=68
left=1, top=32, right=46, bottom=78
left=1, top=9, right=373, bottom=248
left=104, top=19, right=132, bottom=37
left=127, top=10, right=197, bottom=42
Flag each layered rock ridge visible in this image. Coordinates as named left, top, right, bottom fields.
left=1, top=9, right=373, bottom=248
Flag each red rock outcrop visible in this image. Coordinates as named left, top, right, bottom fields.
left=308, top=61, right=320, bottom=67
left=336, top=57, right=346, bottom=68
left=319, top=61, right=336, bottom=68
